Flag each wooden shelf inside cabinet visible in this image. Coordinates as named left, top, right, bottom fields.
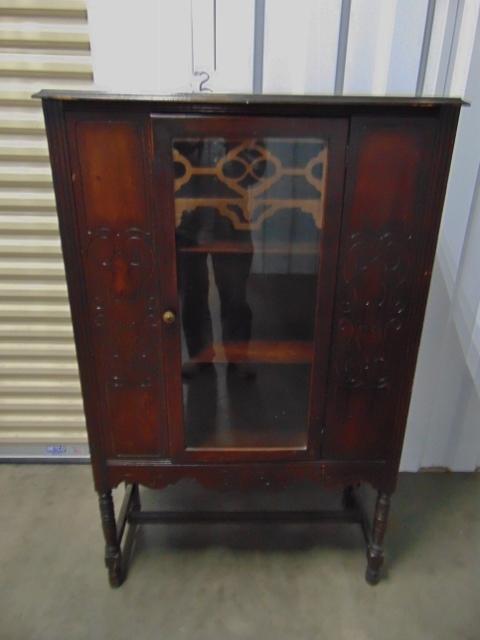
left=177, top=241, right=320, bottom=255
left=190, top=340, right=314, bottom=364
left=188, top=430, right=307, bottom=450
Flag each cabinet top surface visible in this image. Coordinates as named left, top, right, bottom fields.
left=34, top=89, right=466, bottom=107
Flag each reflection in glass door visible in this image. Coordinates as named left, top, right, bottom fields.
left=172, top=136, right=327, bottom=450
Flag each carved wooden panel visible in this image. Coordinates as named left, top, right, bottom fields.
left=68, top=118, right=168, bottom=457
left=338, top=227, right=414, bottom=392
left=86, top=226, right=159, bottom=389
left=323, top=118, right=437, bottom=461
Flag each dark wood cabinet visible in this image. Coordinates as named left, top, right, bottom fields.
left=38, top=91, right=462, bottom=587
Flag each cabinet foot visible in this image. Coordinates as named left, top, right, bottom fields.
left=105, top=550, right=124, bottom=588
left=365, top=491, right=390, bottom=585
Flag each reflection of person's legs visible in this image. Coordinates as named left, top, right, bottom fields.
left=184, top=359, right=218, bottom=445
left=212, top=253, right=254, bottom=377
left=212, top=253, right=252, bottom=343
left=179, top=252, right=213, bottom=363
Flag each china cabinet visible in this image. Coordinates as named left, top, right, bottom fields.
left=37, top=91, right=462, bottom=586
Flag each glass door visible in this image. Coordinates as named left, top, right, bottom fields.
left=152, top=115, right=348, bottom=461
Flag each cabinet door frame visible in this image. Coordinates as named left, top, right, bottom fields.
left=150, top=114, right=348, bottom=462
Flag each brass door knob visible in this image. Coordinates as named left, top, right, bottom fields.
left=162, top=310, right=176, bottom=325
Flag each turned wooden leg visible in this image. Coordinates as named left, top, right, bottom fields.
left=342, top=485, right=356, bottom=510
left=98, top=491, right=124, bottom=588
left=366, top=491, right=391, bottom=585
left=131, top=483, right=141, bottom=512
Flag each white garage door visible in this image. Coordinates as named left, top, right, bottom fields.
left=0, top=0, right=92, bottom=459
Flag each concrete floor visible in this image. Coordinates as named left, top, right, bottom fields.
left=0, top=466, right=478, bottom=640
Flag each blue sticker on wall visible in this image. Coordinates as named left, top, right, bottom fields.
left=46, top=445, right=67, bottom=455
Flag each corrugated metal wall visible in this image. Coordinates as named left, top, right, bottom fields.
left=0, top=0, right=92, bottom=457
